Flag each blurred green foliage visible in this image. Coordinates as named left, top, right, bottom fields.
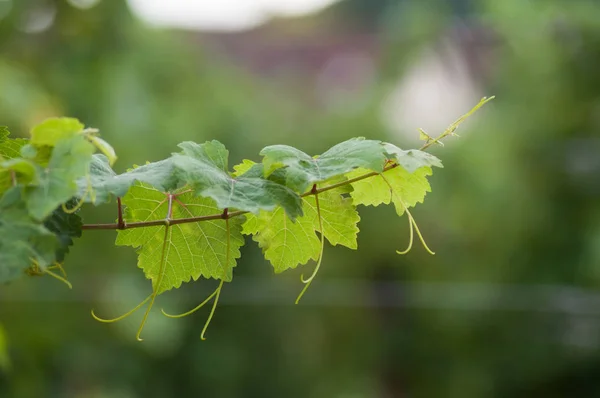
left=1, top=0, right=600, bottom=397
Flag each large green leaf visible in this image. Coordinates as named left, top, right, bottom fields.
left=242, top=205, right=320, bottom=272
left=172, top=141, right=303, bottom=219
left=25, top=135, right=95, bottom=220
left=260, top=137, right=387, bottom=193
left=0, top=188, right=59, bottom=283
left=303, top=187, right=360, bottom=249
left=242, top=186, right=359, bottom=272
left=79, top=155, right=180, bottom=204
left=347, top=166, right=433, bottom=215
left=115, top=183, right=244, bottom=294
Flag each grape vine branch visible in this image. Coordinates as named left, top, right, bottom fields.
left=0, top=96, right=493, bottom=341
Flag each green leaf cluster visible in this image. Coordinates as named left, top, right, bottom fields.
left=0, top=97, right=492, bottom=340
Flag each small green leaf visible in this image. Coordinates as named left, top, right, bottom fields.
left=260, top=138, right=387, bottom=193
left=383, top=143, right=443, bottom=172
left=25, top=135, right=95, bottom=220
left=116, top=183, right=244, bottom=294
left=0, top=188, right=59, bottom=284
left=419, top=129, right=432, bottom=142
left=173, top=141, right=303, bottom=219
left=30, top=118, right=84, bottom=147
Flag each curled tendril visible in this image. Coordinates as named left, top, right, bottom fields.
left=296, top=192, right=325, bottom=304
left=164, top=281, right=228, bottom=340
left=380, top=174, right=435, bottom=256
left=161, top=286, right=220, bottom=319
left=403, top=205, right=435, bottom=255
left=26, top=261, right=73, bottom=289
left=134, top=225, right=171, bottom=341
left=200, top=279, right=224, bottom=341
left=91, top=295, right=152, bottom=323
left=62, top=174, right=93, bottom=214
left=62, top=197, right=85, bottom=214
left=161, top=216, right=230, bottom=340
left=396, top=206, right=414, bottom=255
left=90, top=223, right=171, bottom=341
left=44, top=266, right=73, bottom=289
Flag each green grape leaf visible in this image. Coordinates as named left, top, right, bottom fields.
left=383, top=143, right=443, bottom=172
left=0, top=188, right=59, bottom=283
left=242, top=186, right=359, bottom=272
left=173, top=141, right=303, bottom=219
left=30, top=117, right=84, bottom=147
left=43, top=203, right=83, bottom=262
left=115, top=183, right=244, bottom=294
left=347, top=166, right=433, bottom=215
left=25, top=135, right=95, bottom=221
left=260, top=137, right=387, bottom=193
left=79, top=155, right=180, bottom=204
left=304, top=187, right=360, bottom=249
left=243, top=206, right=320, bottom=272
left=0, top=126, right=8, bottom=142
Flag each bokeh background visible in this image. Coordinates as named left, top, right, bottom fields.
left=1, top=0, right=600, bottom=397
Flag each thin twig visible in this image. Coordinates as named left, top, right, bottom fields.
left=117, top=197, right=125, bottom=229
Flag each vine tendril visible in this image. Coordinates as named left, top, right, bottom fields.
left=296, top=191, right=325, bottom=304
left=91, top=295, right=152, bottom=323
left=381, top=174, right=435, bottom=255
